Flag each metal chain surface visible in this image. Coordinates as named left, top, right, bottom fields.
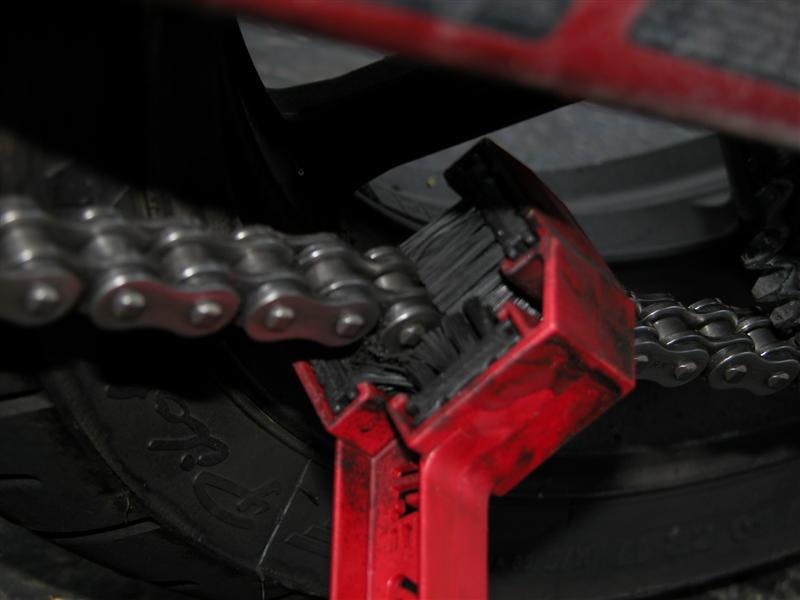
left=633, top=293, right=800, bottom=395
left=4, top=196, right=800, bottom=395
left=0, top=195, right=439, bottom=349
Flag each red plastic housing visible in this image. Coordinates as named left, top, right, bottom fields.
left=295, top=164, right=634, bottom=599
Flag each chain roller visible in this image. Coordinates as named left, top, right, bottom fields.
left=0, top=195, right=439, bottom=348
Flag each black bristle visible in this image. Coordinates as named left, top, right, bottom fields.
left=310, top=359, right=357, bottom=413
left=410, top=327, right=455, bottom=374
left=401, top=205, right=505, bottom=314
left=441, top=312, right=479, bottom=354
left=311, top=159, right=536, bottom=413
left=463, top=297, right=497, bottom=337
left=352, top=366, right=415, bottom=391
left=407, top=320, right=519, bottom=423
left=392, top=304, right=491, bottom=393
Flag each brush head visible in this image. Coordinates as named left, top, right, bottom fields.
left=312, top=140, right=541, bottom=417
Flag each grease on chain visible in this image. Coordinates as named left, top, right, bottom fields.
left=0, top=196, right=439, bottom=348
left=634, top=294, right=800, bottom=395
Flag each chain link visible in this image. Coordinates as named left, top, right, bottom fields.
left=0, top=195, right=439, bottom=348
left=633, top=293, right=800, bottom=395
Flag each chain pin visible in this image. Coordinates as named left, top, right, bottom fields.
left=265, top=304, right=296, bottom=331
left=723, top=364, right=748, bottom=383
left=767, top=371, right=791, bottom=389
left=673, top=360, right=698, bottom=380
left=398, top=323, right=426, bottom=347
left=111, top=289, right=147, bottom=320
left=336, top=311, right=365, bottom=338
left=189, top=300, right=224, bottom=328
left=25, top=282, right=61, bottom=317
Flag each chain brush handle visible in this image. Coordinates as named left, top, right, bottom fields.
left=0, top=196, right=439, bottom=348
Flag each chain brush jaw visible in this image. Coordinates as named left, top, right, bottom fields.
left=0, top=195, right=439, bottom=347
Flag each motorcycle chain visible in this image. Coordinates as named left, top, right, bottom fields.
left=0, top=195, right=439, bottom=349
left=633, top=293, right=800, bottom=395
left=3, top=195, right=799, bottom=395
left=636, top=171, right=800, bottom=396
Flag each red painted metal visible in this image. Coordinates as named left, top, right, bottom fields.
left=190, top=0, right=800, bottom=148
left=294, top=161, right=635, bottom=599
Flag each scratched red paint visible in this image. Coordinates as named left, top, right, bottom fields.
left=192, top=0, right=799, bottom=148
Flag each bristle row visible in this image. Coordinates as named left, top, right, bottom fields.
left=401, top=205, right=505, bottom=313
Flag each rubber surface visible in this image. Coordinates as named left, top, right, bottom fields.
left=0, top=328, right=326, bottom=599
